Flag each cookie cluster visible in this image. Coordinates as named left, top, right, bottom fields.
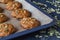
left=0, top=0, right=41, bottom=37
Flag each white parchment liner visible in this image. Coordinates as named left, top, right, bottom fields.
left=0, top=0, right=53, bottom=33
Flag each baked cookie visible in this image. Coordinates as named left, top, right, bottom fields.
left=0, top=13, right=8, bottom=23
left=0, top=23, right=16, bottom=37
left=11, top=9, right=31, bottom=19
left=0, top=7, right=4, bottom=13
left=0, top=0, right=14, bottom=4
left=20, top=17, right=41, bottom=29
left=6, top=1, right=22, bottom=11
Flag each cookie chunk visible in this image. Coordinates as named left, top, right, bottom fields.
left=11, top=9, right=31, bottom=19
left=6, top=1, right=22, bottom=11
left=0, top=13, right=8, bottom=23
left=0, top=0, right=14, bottom=4
left=0, top=7, right=4, bottom=13
left=0, top=23, right=16, bottom=37
left=20, top=17, right=41, bottom=29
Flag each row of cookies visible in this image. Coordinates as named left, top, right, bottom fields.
left=0, top=0, right=18, bottom=37
left=7, top=1, right=41, bottom=29
left=0, top=7, right=16, bottom=37
left=0, top=0, right=41, bottom=37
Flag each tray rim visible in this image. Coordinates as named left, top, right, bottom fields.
left=0, top=0, right=56, bottom=40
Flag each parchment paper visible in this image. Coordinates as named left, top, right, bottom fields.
left=0, top=0, right=53, bottom=33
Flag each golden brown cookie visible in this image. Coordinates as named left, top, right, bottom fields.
left=0, top=23, right=16, bottom=37
left=11, top=9, right=31, bottom=19
left=0, top=7, right=4, bottom=13
left=0, top=13, right=8, bottom=23
left=20, top=17, right=41, bottom=29
left=6, top=1, right=22, bottom=11
left=0, top=0, right=14, bottom=4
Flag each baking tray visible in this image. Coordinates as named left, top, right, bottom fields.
left=0, top=0, right=56, bottom=40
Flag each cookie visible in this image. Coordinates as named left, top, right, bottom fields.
left=0, top=13, right=8, bottom=23
left=6, top=1, right=22, bottom=11
left=11, top=9, right=31, bottom=19
left=0, top=23, right=16, bottom=37
left=20, top=17, right=41, bottom=29
left=0, top=0, right=14, bottom=4
left=0, top=7, right=4, bottom=13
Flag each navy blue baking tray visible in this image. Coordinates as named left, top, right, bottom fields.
left=0, top=0, right=56, bottom=40
left=12, top=0, right=60, bottom=40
